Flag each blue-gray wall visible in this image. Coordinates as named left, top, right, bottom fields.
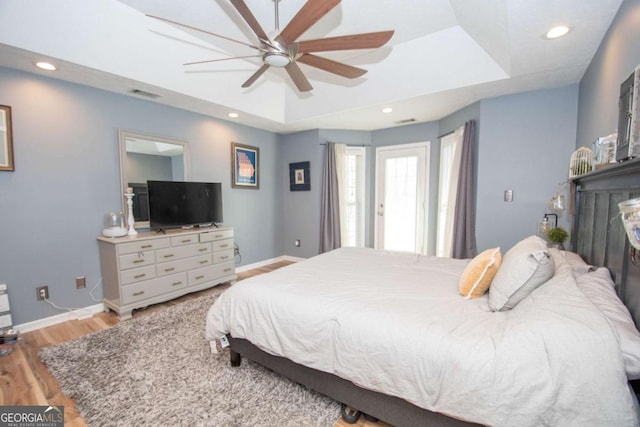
left=576, top=0, right=640, bottom=148
left=476, top=85, right=579, bottom=252
left=0, top=66, right=281, bottom=325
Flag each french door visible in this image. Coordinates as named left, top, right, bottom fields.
left=374, top=142, right=430, bottom=253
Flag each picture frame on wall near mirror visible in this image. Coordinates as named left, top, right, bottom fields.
left=289, top=161, right=310, bottom=191
left=231, top=142, right=259, bottom=189
left=0, top=105, right=14, bottom=171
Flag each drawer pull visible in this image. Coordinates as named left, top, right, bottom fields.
left=195, top=275, right=205, bottom=280
left=163, top=254, right=175, bottom=258
left=172, top=281, right=183, bottom=286
left=214, top=234, right=223, bottom=238
left=133, top=291, right=144, bottom=296
left=200, top=260, right=209, bottom=264
left=134, top=274, right=146, bottom=279
left=224, top=268, right=232, bottom=272
left=198, top=248, right=208, bottom=252
left=165, top=267, right=175, bottom=272
left=133, top=259, right=145, bottom=264
left=140, top=244, right=152, bottom=249
left=220, top=255, right=229, bottom=260
left=220, top=244, right=229, bottom=248
left=182, top=239, right=191, bottom=243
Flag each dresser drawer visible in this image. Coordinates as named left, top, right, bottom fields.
left=213, top=249, right=234, bottom=264
left=171, top=234, right=199, bottom=246
left=156, top=243, right=211, bottom=262
left=200, top=229, right=233, bottom=242
left=120, top=265, right=156, bottom=285
left=156, top=254, right=213, bottom=277
left=121, top=272, right=187, bottom=305
left=211, top=238, right=234, bottom=252
left=119, top=251, right=156, bottom=270
left=117, top=238, right=170, bottom=255
left=188, top=261, right=235, bottom=287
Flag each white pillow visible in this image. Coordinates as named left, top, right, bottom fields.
left=489, top=235, right=555, bottom=311
left=560, top=250, right=596, bottom=276
left=577, top=267, right=640, bottom=380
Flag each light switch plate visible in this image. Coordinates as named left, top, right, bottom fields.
left=504, top=190, right=513, bottom=202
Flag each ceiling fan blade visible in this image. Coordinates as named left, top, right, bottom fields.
left=146, top=14, right=261, bottom=51
left=278, top=0, right=341, bottom=45
left=184, top=55, right=262, bottom=66
left=297, top=54, right=366, bottom=78
left=285, top=62, right=313, bottom=92
left=242, top=64, right=270, bottom=88
left=229, top=0, right=270, bottom=43
left=298, top=30, right=395, bottom=53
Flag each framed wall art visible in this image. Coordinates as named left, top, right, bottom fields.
left=231, top=142, right=259, bottom=189
left=0, top=105, right=14, bottom=171
left=289, top=161, right=310, bottom=191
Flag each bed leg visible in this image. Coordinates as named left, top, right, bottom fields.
left=230, top=350, right=242, bottom=367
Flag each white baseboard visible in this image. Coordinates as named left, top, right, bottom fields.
left=235, top=255, right=304, bottom=273
left=16, top=256, right=304, bottom=333
left=15, top=303, right=105, bottom=333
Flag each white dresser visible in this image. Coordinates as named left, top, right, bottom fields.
left=97, top=226, right=236, bottom=319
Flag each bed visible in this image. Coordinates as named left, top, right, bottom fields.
left=206, top=158, right=640, bottom=426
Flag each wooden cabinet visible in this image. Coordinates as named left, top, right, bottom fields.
left=98, top=227, right=236, bottom=319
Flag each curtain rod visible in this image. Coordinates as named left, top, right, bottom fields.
left=438, top=130, right=455, bottom=139
left=319, top=143, right=370, bottom=147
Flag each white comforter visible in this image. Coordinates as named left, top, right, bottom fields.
left=206, top=248, right=639, bottom=426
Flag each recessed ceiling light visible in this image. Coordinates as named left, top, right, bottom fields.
left=382, top=107, right=393, bottom=113
left=544, top=25, right=572, bottom=40
left=228, top=112, right=239, bottom=118
left=35, top=61, right=57, bottom=71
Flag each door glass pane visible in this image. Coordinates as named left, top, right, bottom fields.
left=384, top=156, right=417, bottom=251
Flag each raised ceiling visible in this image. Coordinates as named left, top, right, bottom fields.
left=0, top=0, right=623, bottom=133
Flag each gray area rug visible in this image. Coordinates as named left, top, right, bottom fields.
left=39, top=290, right=340, bottom=426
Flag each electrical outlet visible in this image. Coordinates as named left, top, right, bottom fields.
left=295, top=239, right=301, bottom=247
left=37, top=286, right=49, bottom=301
left=76, top=276, right=86, bottom=289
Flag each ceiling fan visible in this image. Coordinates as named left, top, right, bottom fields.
left=147, top=0, right=394, bottom=92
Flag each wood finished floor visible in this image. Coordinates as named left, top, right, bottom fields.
left=0, top=261, right=389, bottom=427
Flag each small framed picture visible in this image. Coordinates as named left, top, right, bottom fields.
left=231, top=142, right=259, bottom=189
left=289, top=161, right=310, bottom=191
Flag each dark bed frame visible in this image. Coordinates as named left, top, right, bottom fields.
left=228, top=158, right=640, bottom=427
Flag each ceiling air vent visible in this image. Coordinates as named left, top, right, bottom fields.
left=129, top=89, right=160, bottom=99
left=395, top=118, right=416, bottom=124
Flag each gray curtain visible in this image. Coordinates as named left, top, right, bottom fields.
left=452, top=120, right=477, bottom=259
left=319, top=143, right=341, bottom=253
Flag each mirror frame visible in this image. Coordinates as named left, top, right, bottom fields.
left=0, top=105, right=14, bottom=171
left=118, top=129, right=190, bottom=229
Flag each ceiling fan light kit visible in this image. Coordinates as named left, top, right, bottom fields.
left=149, top=0, right=394, bottom=92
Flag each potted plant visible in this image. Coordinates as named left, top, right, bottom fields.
left=547, top=227, right=569, bottom=250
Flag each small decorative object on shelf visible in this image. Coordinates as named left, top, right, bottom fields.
left=547, top=227, right=569, bottom=250
left=619, top=197, right=640, bottom=250
left=593, top=132, right=618, bottom=169
left=569, top=147, right=594, bottom=178
left=125, top=187, right=137, bottom=236
left=102, top=211, right=127, bottom=238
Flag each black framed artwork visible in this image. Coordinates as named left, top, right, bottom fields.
left=289, top=161, right=310, bottom=191
left=231, top=142, right=259, bottom=189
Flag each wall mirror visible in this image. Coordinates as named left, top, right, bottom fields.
left=118, top=129, right=190, bottom=229
left=0, top=105, right=14, bottom=171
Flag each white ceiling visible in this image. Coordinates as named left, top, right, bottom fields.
left=0, top=0, right=623, bottom=133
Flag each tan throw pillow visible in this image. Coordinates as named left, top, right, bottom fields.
left=459, top=247, right=502, bottom=299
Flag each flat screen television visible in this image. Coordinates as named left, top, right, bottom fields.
left=147, top=180, right=223, bottom=231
